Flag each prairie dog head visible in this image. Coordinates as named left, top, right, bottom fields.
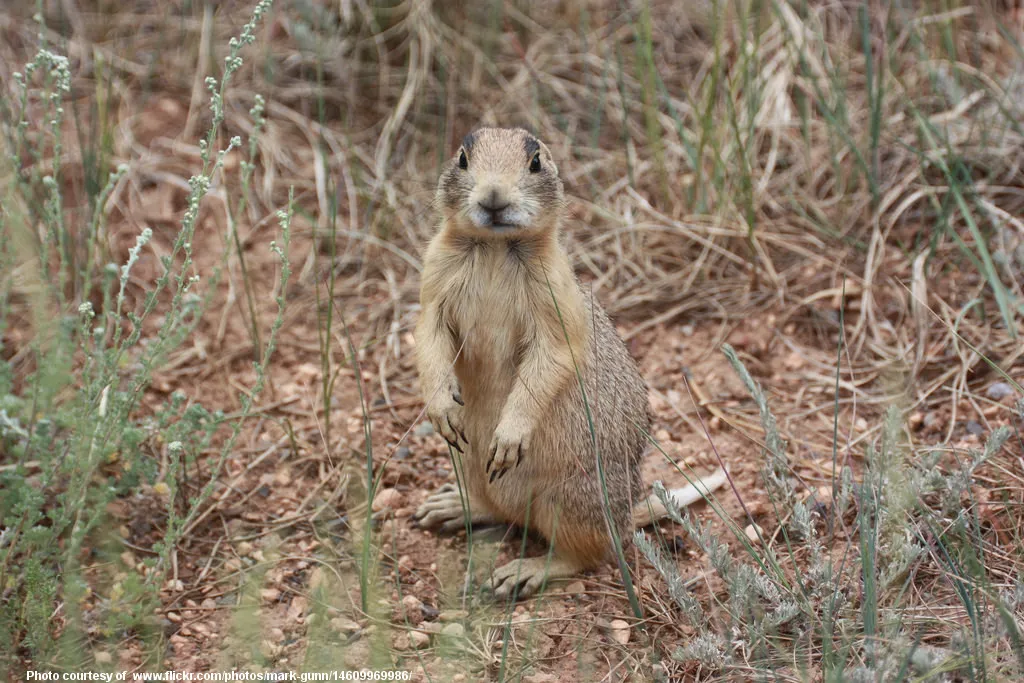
left=436, top=127, right=565, bottom=237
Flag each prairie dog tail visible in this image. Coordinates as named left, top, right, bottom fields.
left=632, top=468, right=728, bottom=528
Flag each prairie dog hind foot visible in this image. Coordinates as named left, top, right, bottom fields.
left=413, top=483, right=497, bottom=533
left=484, top=556, right=583, bottom=600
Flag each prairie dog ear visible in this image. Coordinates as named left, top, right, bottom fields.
left=538, top=140, right=558, bottom=176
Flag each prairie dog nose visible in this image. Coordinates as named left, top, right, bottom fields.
left=478, top=187, right=511, bottom=213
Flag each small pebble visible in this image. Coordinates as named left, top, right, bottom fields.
left=439, top=609, right=468, bottom=622
left=410, top=630, right=431, bottom=649
left=745, top=523, right=764, bottom=544
left=330, top=617, right=360, bottom=634
left=986, top=382, right=1016, bottom=401
left=966, top=420, right=984, bottom=436
left=608, top=619, right=630, bottom=645
left=414, top=421, right=434, bottom=437
left=372, top=487, right=404, bottom=512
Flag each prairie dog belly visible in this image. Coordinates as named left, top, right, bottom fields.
left=445, top=253, right=540, bottom=519
left=454, top=320, right=515, bottom=452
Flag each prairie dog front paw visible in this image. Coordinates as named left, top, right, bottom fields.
left=486, top=417, right=530, bottom=482
left=426, top=377, right=466, bottom=452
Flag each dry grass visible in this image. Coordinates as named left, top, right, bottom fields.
left=1, top=0, right=1023, bottom=680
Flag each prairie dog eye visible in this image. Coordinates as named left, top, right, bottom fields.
left=529, top=153, right=541, bottom=173
left=458, top=149, right=468, bottom=170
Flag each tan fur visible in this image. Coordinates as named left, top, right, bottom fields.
left=414, top=127, right=652, bottom=597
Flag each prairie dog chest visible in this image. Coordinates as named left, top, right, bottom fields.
left=446, top=243, right=535, bottom=368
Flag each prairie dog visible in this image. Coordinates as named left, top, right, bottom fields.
left=413, top=127, right=716, bottom=598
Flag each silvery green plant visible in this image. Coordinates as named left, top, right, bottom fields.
left=673, top=632, right=726, bottom=669
left=634, top=530, right=705, bottom=627
left=0, top=0, right=280, bottom=668
left=722, top=343, right=797, bottom=506
left=640, top=348, right=1022, bottom=678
